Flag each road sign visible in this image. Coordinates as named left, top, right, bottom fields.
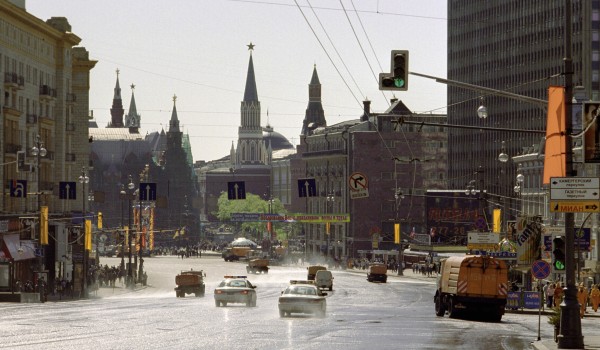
left=550, top=201, right=600, bottom=213
left=9, top=179, right=27, bottom=198
left=550, top=177, right=600, bottom=201
left=297, top=178, right=316, bottom=198
left=531, top=260, right=551, bottom=280
left=348, top=172, right=369, bottom=199
left=139, top=182, right=157, bottom=201
left=227, top=181, right=246, bottom=200
left=467, top=231, right=499, bottom=245
left=59, top=181, right=77, bottom=200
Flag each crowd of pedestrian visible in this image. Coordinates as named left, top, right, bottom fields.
left=544, top=281, right=600, bottom=318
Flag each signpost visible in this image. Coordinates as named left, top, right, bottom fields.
left=348, top=172, right=369, bottom=199
left=531, top=259, right=551, bottom=342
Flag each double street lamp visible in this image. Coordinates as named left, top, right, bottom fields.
left=120, top=175, right=135, bottom=288
left=325, top=192, right=335, bottom=260
left=78, top=167, right=89, bottom=297
left=30, top=135, right=47, bottom=211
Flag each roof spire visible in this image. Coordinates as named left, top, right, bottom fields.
left=169, top=94, right=180, bottom=132
left=243, top=43, right=258, bottom=102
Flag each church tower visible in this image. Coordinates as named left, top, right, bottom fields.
left=301, top=65, right=326, bottom=135
left=236, top=43, right=268, bottom=167
left=109, top=69, right=124, bottom=127
left=125, top=84, right=141, bottom=133
left=167, top=94, right=182, bottom=150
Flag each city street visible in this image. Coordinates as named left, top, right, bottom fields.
left=2, top=255, right=600, bottom=350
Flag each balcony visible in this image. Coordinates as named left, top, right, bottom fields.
left=4, top=72, right=24, bottom=89
left=66, top=93, right=77, bottom=104
left=26, top=114, right=38, bottom=124
left=39, top=85, right=57, bottom=100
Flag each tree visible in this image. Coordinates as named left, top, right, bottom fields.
left=213, top=192, right=287, bottom=240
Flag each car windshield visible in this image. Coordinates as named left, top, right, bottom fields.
left=227, top=280, right=247, bottom=288
left=285, top=286, right=317, bottom=295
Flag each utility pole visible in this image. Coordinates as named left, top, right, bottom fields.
left=558, top=0, right=584, bottom=348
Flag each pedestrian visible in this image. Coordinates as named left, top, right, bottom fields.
left=545, top=282, right=555, bottom=308
left=578, top=283, right=589, bottom=318
left=590, top=284, right=600, bottom=312
left=554, top=282, right=563, bottom=307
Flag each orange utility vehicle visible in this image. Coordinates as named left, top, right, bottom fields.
left=366, top=263, right=388, bottom=283
left=175, top=269, right=206, bottom=298
left=247, top=258, right=269, bottom=274
left=222, top=247, right=252, bottom=262
left=434, top=255, right=508, bottom=321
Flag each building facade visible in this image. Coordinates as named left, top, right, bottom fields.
left=0, top=1, right=95, bottom=298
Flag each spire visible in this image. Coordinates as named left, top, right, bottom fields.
left=301, top=64, right=326, bottom=135
left=109, top=68, right=125, bottom=127
left=169, top=94, right=180, bottom=132
left=125, top=83, right=141, bottom=130
left=243, top=42, right=258, bottom=102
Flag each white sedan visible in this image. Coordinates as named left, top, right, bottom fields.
left=214, top=276, right=257, bottom=307
left=278, top=281, right=327, bottom=317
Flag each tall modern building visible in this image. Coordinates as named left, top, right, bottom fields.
left=447, top=1, right=597, bottom=224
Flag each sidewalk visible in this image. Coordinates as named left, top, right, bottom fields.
left=532, top=336, right=600, bottom=350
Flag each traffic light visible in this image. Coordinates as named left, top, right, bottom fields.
left=379, top=50, right=409, bottom=91
left=16, top=151, right=25, bottom=173
left=97, top=212, right=103, bottom=229
left=552, top=236, right=566, bottom=271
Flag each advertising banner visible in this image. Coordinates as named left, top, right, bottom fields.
left=515, top=216, right=543, bottom=266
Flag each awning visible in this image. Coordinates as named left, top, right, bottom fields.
left=1, top=234, right=35, bottom=261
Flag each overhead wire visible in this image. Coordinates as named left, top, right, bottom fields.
left=293, top=0, right=363, bottom=109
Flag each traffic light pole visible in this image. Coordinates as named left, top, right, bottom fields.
left=558, top=1, right=584, bottom=348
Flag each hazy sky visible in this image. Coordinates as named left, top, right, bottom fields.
left=27, top=0, right=447, bottom=162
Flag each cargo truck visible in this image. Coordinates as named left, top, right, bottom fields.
left=222, top=247, right=252, bottom=262
left=246, top=258, right=269, bottom=274
left=434, top=255, right=508, bottom=321
left=174, top=269, right=206, bottom=297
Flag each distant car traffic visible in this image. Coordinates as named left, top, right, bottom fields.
left=214, top=276, right=257, bottom=307
left=278, top=280, right=327, bottom=318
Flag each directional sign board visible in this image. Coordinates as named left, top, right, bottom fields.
left=139, top=182, right=157, bottom=201
left=348, top=172, right=368, bottom=199
left=550, top=177, right=600, bottom=200
left=9, top=179, right=27, bottom=198
left=550, top=201, right=600, bottom=213
left=297, top=178, right=316, bottom=198
left=228, top=181, right=246, bottom=200
left=467, top=230, right=499, bottom=251
left=59, top=181, right=77, bottom=200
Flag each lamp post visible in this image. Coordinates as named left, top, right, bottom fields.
left=78, top=167, right=89, bottom=297
left=119, top=185, right=125, bottom=271
left=326, top=191, right=335, bottom=261
left=126, top=175, right=134, bottom=287
left=30, top=135, right=47, bottom=212
left=395, top=189, right=405, bottom=276
left=137, top=164, right=149, bottom=285
left=498, top=141, right=510, bottom=235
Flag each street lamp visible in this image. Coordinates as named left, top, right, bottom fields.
left=394, top=189, right=405, bottom=276
left=78, top=167, right=89, bottom=297
left=326, top=191, right=335, bottom=260
left=477, top=97, right=488, bottom=120
left=126, top=175, right=134, bottom=287
left=30, top=135, right=47, bottom=211
left=498, top=141, right=510, bottom=234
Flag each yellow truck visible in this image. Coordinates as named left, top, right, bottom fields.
left=174, top=269, right=206, bottom=298
left=307, top=265, right=327, bottom=280
left=222, top=247, right=252, bottom=262
left=434, top=255, right=508, bottom=321
left=367, top=263, right=388, bottom=283
left=246, top=258, right=269, bottom=274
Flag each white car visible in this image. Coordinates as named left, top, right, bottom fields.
left=278, top=280, right=327, bottom=317
left=214, top=276, right=257, bottom=307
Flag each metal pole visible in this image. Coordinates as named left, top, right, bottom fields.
left=120, top=188, right=125, bottom=271
left=558, top=0, right=584, bottom=347
left=127, top=196, right=132, bottom=287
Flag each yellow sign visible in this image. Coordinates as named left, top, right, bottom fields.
left=467, top=243, right=498, bottom=251
left=550, top=201, right=600, bottom=213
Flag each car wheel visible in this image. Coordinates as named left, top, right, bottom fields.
left=222, top=302, right=227, bottom=307
left=448, top=297, right=458, bottom=319
left=215, top=300, right=221, bottom=307
left=434, top=292, right=446, bottom=317
left=329, top=286, right=333, bottom=291
left=279, top=309, right=285, bottom=317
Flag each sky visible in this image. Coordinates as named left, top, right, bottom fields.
left=26, top=0, right=448, bottom=162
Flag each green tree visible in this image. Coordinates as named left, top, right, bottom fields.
left=213, top=192, right=287, bottom=241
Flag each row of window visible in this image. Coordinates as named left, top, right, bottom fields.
left=0, top=18, right=55, bottom=61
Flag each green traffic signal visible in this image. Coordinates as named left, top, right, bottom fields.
left=394, top=78, right=405, bottom=88
left=554, top=260, right=565, bottom=270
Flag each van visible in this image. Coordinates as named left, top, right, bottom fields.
left=315, top=270, right=333, bottom=291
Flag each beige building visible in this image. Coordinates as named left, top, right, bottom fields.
left=0, top=0, right=95, bottom=299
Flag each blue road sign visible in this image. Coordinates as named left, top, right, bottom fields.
left=139, top=182, right=157, bottom=201
left=297, top=178, right=317, bottom=198
left=9, top=179, right=27, bottom=198
left=531, top=260, right=551, bottom=280
left=228, top=181, right=246, bottom=200
left=59, top=181, right=77, bottom=200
